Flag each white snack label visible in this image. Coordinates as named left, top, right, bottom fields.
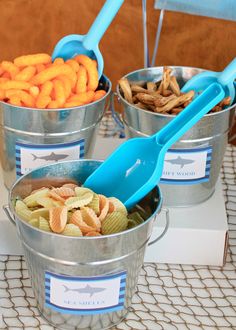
left=15, top=139, right=85, bottom=177
left=160, top=146, right=212, bottom=185
left=45, top=271, right=126, bottom=315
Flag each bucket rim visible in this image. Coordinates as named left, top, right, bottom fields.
left=116, top=65, right=236, bottom=118
left=8, top=159, right=163, bottom=240
left=0, top=74, right=112, bottom=112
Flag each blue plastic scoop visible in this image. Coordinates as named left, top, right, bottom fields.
left=84, top=83, right=225, bottom=209
left=52, top=0, right=124, bottom=79
left=182, top=57, right=236, bottom=104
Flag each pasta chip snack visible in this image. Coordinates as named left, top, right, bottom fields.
left=14, top=183, right=148, bottom=237
left=0, top=53, right=107, bottom=109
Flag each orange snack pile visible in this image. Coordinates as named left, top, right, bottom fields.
left=0, top=53, right=107, bottom=109
left=14, top=183, right=146, bottom=237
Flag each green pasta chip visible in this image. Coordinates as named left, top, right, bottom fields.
left=65, top=193, right=93, bottom=209
left=39, top=216, right=51, bottom=232
left=108, top=197, right=128, bottom=216
left=101, top=211, right=128, bottom=235
left=62, top=224, right=83, bottom=236
left=127, top=219, right=138, bottom=229
left=87, top=193, right=100, bottom=215
left=28, top=218, right=39, bottom=228
left=128, top=212, right=145, bottom=225
left=16, top=208, right=32, bottom=222
left=31, top=208, right=49, bottom=220
left=15, top=200, right=28, bottom=212
left=74, top=187, right=93, bottom=197
left=23, top=188, right=49, bottom=207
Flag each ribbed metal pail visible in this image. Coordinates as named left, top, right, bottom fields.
left=7, top=159, right=162, bottom=330
left=0, top=75, right=111, bottom=189
left=117, top=67, right=235, bottom=207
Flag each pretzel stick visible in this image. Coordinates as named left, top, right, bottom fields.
left=154, top=94, right=177, bottom=107
left=169, top=76, right=181, bottom=96
left=119, top=78, right=133, bottom=104
left=147, top=82, right=157, bottom=92
left=155, top=90, right=194, bottom=113
left=136, top=93, right=157, bottom=105
left=131, top=85, right=149, bottom=93
left=170, top=107, right=183, bottom=115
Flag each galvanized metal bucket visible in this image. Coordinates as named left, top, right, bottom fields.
left=116, top=66, right=236, bottom=207
left=5, top=159, right=166, bottom=330
left=0, top=75, right=111, bottom=190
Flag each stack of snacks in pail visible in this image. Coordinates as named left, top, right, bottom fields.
left=14, top=184, right=147, bottom=236
left=8, top=160, right=162, bottom=330
left=117, top=66, right=235, bottom=206
left=0, top=53, right=111, bottom=189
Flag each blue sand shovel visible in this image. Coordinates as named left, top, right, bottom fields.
left=84, top=83, right=225, bottom=209
left=182, top=58, right=236, bottom=104
left=52, top=0, right=124, bottom=79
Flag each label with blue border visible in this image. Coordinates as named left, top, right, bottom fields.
left=160, top=146, right=212, bottom=185
left=15, top=139, right=85, bottom=177
left=44, top=271, right=127, bottom=315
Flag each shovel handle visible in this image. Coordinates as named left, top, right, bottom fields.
left=83, top=0, right=124, bottom=50
left=218, top=57, right=236, bottom=86
left=153, top=83, right=224, bottom=152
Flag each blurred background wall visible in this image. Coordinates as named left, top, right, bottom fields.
left=0, top=0, right=235, bottom=140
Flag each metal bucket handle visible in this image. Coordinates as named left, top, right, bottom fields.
left=148, top=207, right=169, bottom=246
left=3, top=204, right=169, bottom=245
left=3, top=204, right=16, bottom=226
left=110, top=96, right=148, bottom=138
left=110, top=92, right=125, bottom=134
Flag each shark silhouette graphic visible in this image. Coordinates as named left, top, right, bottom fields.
left=164, top=156, right=195, bottom=169
left=62, top=284, right=106, bottom=297
left=31, top=152, right=69, bottom=162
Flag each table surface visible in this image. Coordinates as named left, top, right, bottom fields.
left=0, top=114, right=236, bottom=330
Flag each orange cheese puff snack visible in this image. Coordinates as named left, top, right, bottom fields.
left=35, top=81, right=53, bottom=108
left=29, top=86, right=40, bottom=98
left=58, top=75, right=72, bottom=99
left=1, top=71, right=11, bottom=79
left=36, top=95, right=51, bottom=109
left=35, top=63, right=45, bottom=73
left=9, top=95, right=22, bottom=106
left=14, top=53, right=51, bottom=67
left=15, top=66, right=36, bottom=81
left=5, top=90, right=35, bottom=107
left=47, top=100, right=60, bottom=109
left=0, top=89, right=5, bottom=100
left=41, top=81, right=53, bottom=96
left=31, top=64, right=75, bottom=86
left=66, top=59, right=80, bottom=72
left=1, top=61, right=19, bottom=79
left=0, top=78, right=9, bottom=83
left=74, top=54, right=98, bottom=91
left=75, top=65, right=87, bottom=94
left=0, top=80, right=31, bottom=90
left=68, top=91, right=95, bottom=105
left=0, top=65, right=4, bottom=76
left=93, top=90, right=106, bottom=101
left=53, top=79, right=66, bottom=107
left=64, top=100, right=83, bottom=108
left=53, top=58, right=64, bottom=65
